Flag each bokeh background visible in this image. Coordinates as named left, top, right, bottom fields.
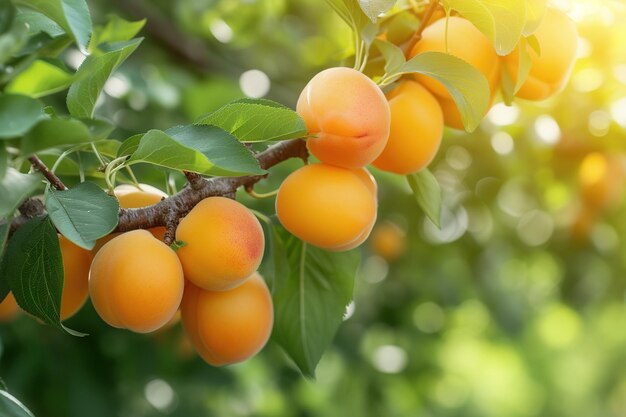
left=3, top=0, right=626, bottom=416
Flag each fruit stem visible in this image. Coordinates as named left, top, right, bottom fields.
left=403, top=0, right=440, bottom=57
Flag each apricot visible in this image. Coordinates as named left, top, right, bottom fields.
left=503, top=8, right=577, bottom=101
left=59, top=235, right=91, bottom=320
left=276, top=163, right=377, bottom=250
left=175, top=197, right=264, bottom=291
left=89, top=230, right=184, bottom=333
left=181, top=272, right=273, bottom=366
left=373, top=81, right=443, bottom=173
left=92, top=184, right=168, bottom=254
left=371, top=221, right=407, bottom=261
left=297, top=67, right=390, bottom=168
left=436, top=91, right=496, bottom=130
left=0, top=292, right=20, bottom=323
left=409, top=17, right=500, bottom=99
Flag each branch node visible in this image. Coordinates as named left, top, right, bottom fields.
left=184, top=171, right=205, bottom=191
left=28, top=155, right=67, bottom=191
left=163, top=209, right=179, bottom=246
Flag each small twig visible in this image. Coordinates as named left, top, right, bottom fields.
left=28, top=155, right=67, bottom=191
left=163, top=208, right=179, bottom=246
left=183, top=171, right=204, bottom=191
left=403, top=0, right=440, bottom=57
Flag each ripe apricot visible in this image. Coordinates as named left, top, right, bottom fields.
left=59, top=235, right=91, bottom=320
left=503, top=8, right=577, bottom=101
left=181, top=272, right=273, bottom=366
left=276, top=163, right=377, bottom=250
left=371, top=221, right=407, bottom=261
left=373, top=81, right=443, bottom=173
left=297, top=67, right=390, bottom=168
left=436, top=92, right=496, bottom=130
left=89, top=230, right=184, bottom=333
left=409, top=17, right=500, bottom=99
left=175, top=197, right=264, bottom=291
left=0, top=292, right=20, bottom=323
left=92, top=184, right=168, bottom=254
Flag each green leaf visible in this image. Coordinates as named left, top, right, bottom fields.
left=514, top=36, right=534, bottom=93
left=271, top=223, right=360, bottom=377
left=21, top=118, right=92, bottom=156
left=14, top=0, right=92, bottom=52
left=0, top=20, right=28, bottom=64
left=523, top=0, right=546, bottom=36
left=0, top=94, right=47, bottom=139
left=0, top=217, right=10, bottom=301
left=128, top=126, right=265, bottom=177
left=407, top=169, right=442, bottom=228
left=358, top=0, right=396, bottom=22
left=89, top=15, right=145, bottom=51
left=5, top=60, right=73, bottom=98
left=0, top=390, right=36, bottom=417
left=80, top=118, right=115, bottom=140
left=0, top=1, right=16, bottom=34
left=196, top=98, right=307, bottom=143
left=0, top=144, right=7, bottom=181
left=324, top=0, right=371, bottom=32
left=4, top=217, right=61, bottom=324
left=15, top=10, right=65, bottom=37
left=45, top=182, right=119, bottom=250
left=446, top=0, right=526, bottom=56
left=373, top=38, right=405, bottom=74
left=116, top=133, right=142, bottom=157
left=0, top=169, right=42, bottom=218
left=67, top=38, right=142, bottom=118
left=395, top=51, right=490, bottom=132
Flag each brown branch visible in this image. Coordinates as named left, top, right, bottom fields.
left=28, top=155, right=67, bottom=190
left=403, top=0, right=440, bottom=57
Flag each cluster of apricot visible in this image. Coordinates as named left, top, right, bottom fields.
left=1, top=185, right=273, bottom=367
left=275, top=7, right=577, bottom=251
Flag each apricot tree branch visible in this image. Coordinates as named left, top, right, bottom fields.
left=404, top=0, right=440, bottom=57
left=28, top=155, right=67, bottom=191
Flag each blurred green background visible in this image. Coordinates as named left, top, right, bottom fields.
left=4, top=0, right=626, bottom=416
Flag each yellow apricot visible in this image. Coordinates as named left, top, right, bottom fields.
left=0, top=292, right=20, bottom=323
left=436, top=92, right=496, bottom=130
left=92, top=184, right=168, bottom=254
left=503, top=8, right=577, bottom=101
left=373, top=81, right=443, bottom=174
left=409, top=17, right=500, bottom=99
left=89, top=230, right=184, bottom=333
left=175, top=197, right=265, bottom=291
left=59, top=235, right=91, bottom=320
left=371, top=221, right=407, bottom=262
left=181, top=272, right=273, bottom=366
left=276, top=163, right=377, bottom=250
left=297, top=67, right=390, bottom=168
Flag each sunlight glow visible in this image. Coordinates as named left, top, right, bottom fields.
left=240, top=69, right=271, bottom=98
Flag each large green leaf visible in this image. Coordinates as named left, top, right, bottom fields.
left=373, top=38, right=405, bottom=74
left=128, top=126, right=265, bottom=177
left=45, top=182, right=119, bottom=250
left=324, top=0, right=371, bottom=32
left=15, top=10, right=65, bottom=37
left=0, top=144, right=7, bottom=181
left=67, top=38, right=142, bottom=118
left=21, top=118, right=92, bottom=156
left=271, top=223, right=360, bottom=377
left=5, top=60, right=73, bottom=98
left=407, top=169, right=442, bottom=228
left=0, top=1, right=16, bottom=34
left=0, top=169, right=42, bottom=218
left=14, top=0, right=92, bottom=52
left=394, top=51, right=490, bottom=132
left=196, top=98, right=307, bottom=143
left=0, top=217, right=10, bottom=302
left=0, top=94, right=47, bottom=139
left=89, top=15, right=145, bottom=51
left=0, top=19, right=28, bottom=64
left=357, top=0, right=396, bottom=22
left=444, top=0, right=526, bottom=56
left=0, top=390, right=35, bottom=417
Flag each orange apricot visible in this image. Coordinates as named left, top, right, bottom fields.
left=89, top=230, right=184, bottom=333
left=181, top=272, right=273, bottom=366
left=0, top=292, right=20, bottom=323
left=503, top=8, right=577, bottom=101
left=276, top=163, right=377, bottom=250
left=297, top=67, right=390, bottom=168
left=373, top=81, right=444, bottom=173
left=59, top=235, right=91, bottom=320
left=409, top=17, right=500, bottom=99
left=175, top=197, right=265, bottom=291
left=92, top=184, right=168, bottom=254
left=371, top=221, right=407, bottom=262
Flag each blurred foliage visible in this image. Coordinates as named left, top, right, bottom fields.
left=3, top=0, right=626, bottom=416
